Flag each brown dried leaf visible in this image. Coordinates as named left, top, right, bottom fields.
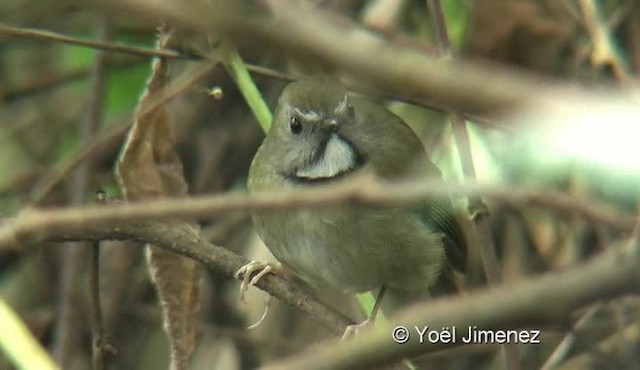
left=115, top=25, right=201, bottom=370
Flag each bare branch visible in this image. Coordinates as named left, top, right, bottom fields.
left=578, top=0, right=632, bottom=85
left=108, top=0, right=635, bottom=117
left=0, top=23, right=291, bottom=83
left=31, top=219, right=355, bottom=335
left=1, top=178, right=634, bottom=251
left=425, top=0, right=520, bottom=368
left=52, top=13, right=111, bottom=369
left=0, top=23, right=185, bottom=59
left=264, top=230, right=640, bottom=370
left=6, top=195, right=639, bottom=369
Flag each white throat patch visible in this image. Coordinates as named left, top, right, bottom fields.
left=296, top=134, right=356, bottom=179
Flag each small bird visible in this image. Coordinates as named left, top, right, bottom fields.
left=242, top=77, right=466, bottom=328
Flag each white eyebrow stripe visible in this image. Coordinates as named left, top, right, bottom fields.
left=293, top=108, right=321, bottom=121
left=334, top=94, right=349, bottom=114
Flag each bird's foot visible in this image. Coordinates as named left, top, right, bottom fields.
left=341, top=318, right=374, bottom=341
left=341, top=286, right=386, bottom=340
left=234, top=260, right=282, bottom=302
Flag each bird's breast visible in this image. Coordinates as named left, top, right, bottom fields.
left=255, top=208, right=378, bottom=292
left=253, top=206, right=446, bottom=294
left=295, top=133, right=359, bottom=180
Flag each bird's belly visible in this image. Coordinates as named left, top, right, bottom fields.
left=256, top=207, right=445, bottom=294
left=280, top=237, right=376, bottom=293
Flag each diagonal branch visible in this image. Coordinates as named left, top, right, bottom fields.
left=7, top=203, right=639, bottom=369
left=31, top=219, right=354, bottom=335
left=264, top=225, right=640, bottom=370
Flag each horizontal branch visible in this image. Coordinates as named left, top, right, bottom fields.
left=0, top=23, right=290, bottom=81
left=0, top=177, right=634, bottom=252
left=0, top=23, right=183, bottom=59
left=109, top=0, right=636, bottom=118
left=7, top=188, right=636, bottom=369
left=265, top=228, right=640, bottom=370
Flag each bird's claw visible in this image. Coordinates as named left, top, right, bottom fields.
left=235, top=260, right=280, bottom=302
left=341, top=318, right=373, bottom=341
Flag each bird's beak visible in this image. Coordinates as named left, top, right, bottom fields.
left=325, top=118, right=339, bottom=130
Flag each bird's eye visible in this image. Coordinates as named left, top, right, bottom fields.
left=347, top=104, right=355, bottom=119
left=290, top=116, right=303, bottom=134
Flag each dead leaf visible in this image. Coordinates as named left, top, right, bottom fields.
left=115, top=25, right=201, bottom=370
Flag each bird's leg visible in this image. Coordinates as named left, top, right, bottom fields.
left=342, top=285, right=387, bottom=340
left=234, top=261, right=283, bottom=302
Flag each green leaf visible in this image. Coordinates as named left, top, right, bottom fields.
left=441, top=0, right=470, bottom=50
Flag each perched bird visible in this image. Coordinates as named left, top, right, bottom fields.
left=242, top=77, right=466, bottom=325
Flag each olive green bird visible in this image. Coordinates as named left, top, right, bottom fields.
left=244, top=77, right=466, bottom=324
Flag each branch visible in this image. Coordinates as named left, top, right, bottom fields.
left=0, top=23, right=291, bottom=81
left=29, top=219, right=354, bottom=335
left=108, top=0, right=636, bottom=117
left=264, top=227, right=640, bottom=370
left=0, top=23, right=183, bottom=59
left=425, top=0, right=519, bottom=368
left=1, top=178, right=634, bottom=251
left=52, top=13, right=111, bottom=369
left=7, top=194, right=638, bottom=368
left=84, top=21, right=114, bottom=370
left=577, top=0, right=632, bottom=85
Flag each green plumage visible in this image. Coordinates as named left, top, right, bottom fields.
left=248, top=77, right=465, bottom=310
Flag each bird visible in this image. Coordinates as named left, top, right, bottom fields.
left=239, top=76, right=466, bottom=333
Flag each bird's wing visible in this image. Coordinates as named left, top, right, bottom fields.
left=419, top=199, right=468, bottom=274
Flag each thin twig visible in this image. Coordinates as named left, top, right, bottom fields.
left=540, top=304, right=603, bottom=370
left=425, top=0, right=450, bottom=56
left=0, top=23, right=185, bottom=59
left=264, top=229, right=640, bottom=370
left=629, top=2, right=640, bottom=73
left=30, top=60, right=215, bottom=206
left=8, top=209, right=640, bottom=366
left=87, top=193, right=117, bottom=370
left=88, top=240, right=103, bottom=368
left=0, top=23, right=291, bottom=82
left=425, top=1, right=520, bottom=368
left=53, top=14, right=111, bottom=369
left=577, top=0, right=632, bottom=85
left=450, top=118, right=503, bottom=282
left=111, top=0, right=638, bottom=118
left=1, top=198, right=638, bottom=368
left=0, top=20, right=460, bottom=119
left=88, top=240, right=117, bottom=370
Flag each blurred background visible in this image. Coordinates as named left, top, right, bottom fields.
left=0, top=0, right=639, bottom=369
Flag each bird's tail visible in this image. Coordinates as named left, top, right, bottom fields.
left=382, top=263, right=463, bottom=315
left=429, top=262, right=464, bottom=297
